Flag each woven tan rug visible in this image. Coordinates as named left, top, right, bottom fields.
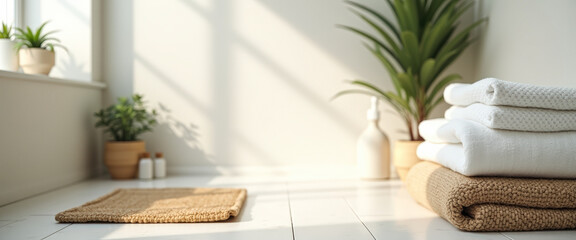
left=55, top=188, right=247, bottom=223
left=406, top=161, right=576, bottom=232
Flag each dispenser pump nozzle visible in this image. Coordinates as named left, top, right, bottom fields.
left=366, top=96, right=380, bottom=120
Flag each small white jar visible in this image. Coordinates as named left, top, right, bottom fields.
left=154, top=152, right=166, bottom=178
left=138, top=152, right=153, bottom=180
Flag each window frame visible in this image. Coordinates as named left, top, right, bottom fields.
left=0, top=0, right=20, bottom=28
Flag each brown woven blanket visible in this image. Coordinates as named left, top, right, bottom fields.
left=406, top=161, right=576, bottom=232
left=56, top=188, right=247, bottom=223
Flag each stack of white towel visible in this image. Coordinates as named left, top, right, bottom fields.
left=417, top=78, right=576, bottom=178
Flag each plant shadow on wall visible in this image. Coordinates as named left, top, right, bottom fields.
left=57, top=54, right=91, bottom=81
left=131, top=52, right=213, bottom=168
left=148, top=102, right=212, bottom=169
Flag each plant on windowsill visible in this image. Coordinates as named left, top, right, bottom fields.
left=14, top=21, right=67, bottom=75
left=94, top=94, right=157, bottom=179
left=334, top=0, right=486, bottom=180
left=0, top=22, right=19, bottom=71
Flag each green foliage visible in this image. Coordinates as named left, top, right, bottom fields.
left=0, top=22, right=13, bottom=39
left=14, top=21, right=67, bottom=52
left=336, top=0, right=486, bottom=140
left=94, top=94, right=158, bottom=142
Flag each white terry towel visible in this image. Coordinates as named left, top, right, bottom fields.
left=445, top=103, right=576, bottom=132
left=417, top=119, right=576, bottom=178
left=444, top=78, right=576, bottom=110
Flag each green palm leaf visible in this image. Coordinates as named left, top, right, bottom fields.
left=345, top=1, right=401, bottom=41
left=14, top=21, right=66, bottom=52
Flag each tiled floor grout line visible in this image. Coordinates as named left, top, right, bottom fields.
left=0, top=180, right=84, bottom=208
left=345, top=198, right=377, bottom=240
left=0, top=220, right=18, bottom=230
left=499, top=233, right=514, bottom=240
left=286, top=182, right=296, bottom=240
left=0, top=219, right=22, bottom=232
left=40, top=223, right=72, bottom=240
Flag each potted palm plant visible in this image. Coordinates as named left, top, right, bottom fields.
left=95, top=94, right=157, bottom=179
left=14, top=21, right=66, bottom=75
left=336, top=0, right=486, bottom=180
left=0, top=22, right=18, bottom=71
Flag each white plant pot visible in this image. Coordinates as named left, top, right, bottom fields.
left=19, top=48, right=55, bottom=75
left=0, top=39, right=19, bottom=72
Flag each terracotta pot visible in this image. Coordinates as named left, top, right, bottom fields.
left=19, top=48, right=55, bottom=75
left=105, top=141, right=146, bottom=179
left=0, top=39, right=19, bottom=71
left=393, top=140, right=423, bottom=181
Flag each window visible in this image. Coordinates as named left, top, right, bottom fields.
left=0, top=0, right=18, bottom=27
left=0, top=0, right=96, bottom=82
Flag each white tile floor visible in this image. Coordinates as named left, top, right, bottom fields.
left=0, top=174, right=574, bottom=240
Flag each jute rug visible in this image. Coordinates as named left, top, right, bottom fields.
left=55, top=188, right=247, bottom=223
left=406, top=161, right=576, bottom=232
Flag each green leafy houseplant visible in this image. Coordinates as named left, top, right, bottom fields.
left=0, top=22, right=13, bottom=39
left=95, top=94, right=158, bottom=142
left=14, top=21, right=66, bottom=51
left=336, top=0, right=486, bottom=140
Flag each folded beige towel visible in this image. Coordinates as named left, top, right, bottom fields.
left=406, top=161, right=576, bottom=232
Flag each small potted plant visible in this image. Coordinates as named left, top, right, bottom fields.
left=95, top=94, right=157, bottom=179
left=14, top=21, right=66, bottom=75
left=0, top=22, right=18, bottom=71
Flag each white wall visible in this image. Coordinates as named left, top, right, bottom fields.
left=102, top=0, right=478, bottom=173
left=0, top=74, right=102, bottom=206
left=476, top=0, right=576, bottom=87
left=22, top=0, right=93, bottom=81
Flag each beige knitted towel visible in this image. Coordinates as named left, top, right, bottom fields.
left=406, top=161, right=576, bottom=232
left=55, top=188, right=247, bottom=223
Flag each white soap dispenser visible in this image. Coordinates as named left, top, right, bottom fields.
left=357, top=96, right=390, bottom=179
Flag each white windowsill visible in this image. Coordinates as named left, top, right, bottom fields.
left=0, top=70, right=106, bottom=90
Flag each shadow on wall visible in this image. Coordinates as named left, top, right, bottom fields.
left=177, top=0, right=366, bottom=165
left=146, top=102, right=212, bottom=169
left=250, top=0, right=425, bottom=140
left=254, top=0, right=393, bottom=89
left=132, top=53, right=214, bottom=169
left=179, top=0, right=370, bottom=133
left=58, top=54, right=91, bottom=81
left=103, top=0, right=135, bottom=105
left=135, top=50, right=280, bottom=168
left=256, top=0, right=479, bottom=105
left=178, top=0, right=289, bottom=165
left=109, top=0, right=480, bottom=167
left=55, top=0, right=92, bottom=81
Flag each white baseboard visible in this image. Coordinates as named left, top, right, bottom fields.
left=167, top=164, right=400, bottom=179
left=167, top=164, right=360, bottom=178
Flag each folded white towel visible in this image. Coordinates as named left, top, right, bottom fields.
left=416, top=141, right=576, bottom=178
left=417, top=118, right=576, bottom=178
left=445, top=103, right=576, bottom=132
left=444, top=78, right=576, bottom=110
left=418, top=118, right=461, bottom=144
